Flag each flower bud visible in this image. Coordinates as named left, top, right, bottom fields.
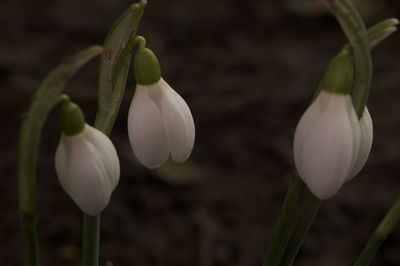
left=293, top=90, right=373, bottom=200
left=129, top=40, right=194, bottom=169
left=55, top=101, right=120, bottom=215
left=128, top=78, right=195, bottom=169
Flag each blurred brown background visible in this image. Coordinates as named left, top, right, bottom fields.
left=2, top=0, right=400, bottom=265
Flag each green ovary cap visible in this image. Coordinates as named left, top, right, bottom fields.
left=59, top=101, right=85, bottom=136
left=133, top=48, right=161, bottom=85
left=320, top=45, right=354, bottom=95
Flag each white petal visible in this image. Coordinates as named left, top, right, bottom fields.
left=343, top=98, right=362, bottom=180
left=347, top=107, right=373, bottom=180
left=55, top=139, right=70, bottom=193
left=294, top=94, right=325, bottom=159
left=55, top=125, right=120, bottom=216
left=294, top=91, right=356, bottom=199
left=84, top=125, right=120, bottom=189
left=128, top=85, right=169, bottom=169
left=159, top=79, right=195, bottom=162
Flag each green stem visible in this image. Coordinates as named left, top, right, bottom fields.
left=111, top=35, right=146, bottom=90
left=327, top=0, right=372, bottom=118
left=82, top=214, right=100, bottom=266
left=82, top=2, right=147, bottom=265
left=262, top=172, right=305, bottom=266
left=20, top=212, right=40, bottom=266
left=339, top=0, right=366, bottom=34
left=353, top=197, right=400, bottom=266
left=279, top=189, right=322, bottom=266
left=17, top=45, right=103, bottom=266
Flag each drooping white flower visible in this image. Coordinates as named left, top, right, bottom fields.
left=293, top=90, right=373, bottom=200
left=55, top=124, right=120, bottom=216
left=127, top=78, right=195, bottom=169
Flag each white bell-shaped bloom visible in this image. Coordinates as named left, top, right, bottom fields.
left=55, top=124, right=120, bottom=216
left=128, top=78, right=195, bottom=169
left=293, top=90, right=373, bottom=199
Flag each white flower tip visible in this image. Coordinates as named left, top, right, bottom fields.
left=140, top=157, right=167, bottom=169
left=304, top=173, right=344, bottom=200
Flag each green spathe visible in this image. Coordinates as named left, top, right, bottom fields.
left=134, top=47, right=161, bottom=85
left=60, top=101, right=85, bottom=136
left=320, top=45, right=354, bottom=95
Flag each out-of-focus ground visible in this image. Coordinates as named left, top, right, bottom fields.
left=2, top=0, right=400, bottom=265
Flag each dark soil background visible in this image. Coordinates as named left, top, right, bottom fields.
left=2, top=0, right=400, bottom=265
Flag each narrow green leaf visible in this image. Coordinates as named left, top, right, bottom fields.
left=262, top=172, right=305, bottom=266
left=367, top=18, right=398, bottom=49
left=353, top=197, right=400, bottom=266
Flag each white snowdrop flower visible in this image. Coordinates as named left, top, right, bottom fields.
left=128, top=78, right=195, bottom=169
left=55, top=100, right=120, bottom=216
left=127, top=39, right=195, bottom=169
left=293, top=45, right=373, bottom=200
left=293, top=91, right=373, bottom=199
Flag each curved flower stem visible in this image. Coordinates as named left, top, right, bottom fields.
left=279, top=189, right=322, bottom=266
left=353, top=197, right=400, bottom=266
left=111, top=35, right=146, bottom=90
left=327, top=0, right=372, bottom=118
left=262, top=172, right=305, bottom=266
left=96, top=35, right=144, bottom=136
left=17, top=45, right=103, bottom=266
